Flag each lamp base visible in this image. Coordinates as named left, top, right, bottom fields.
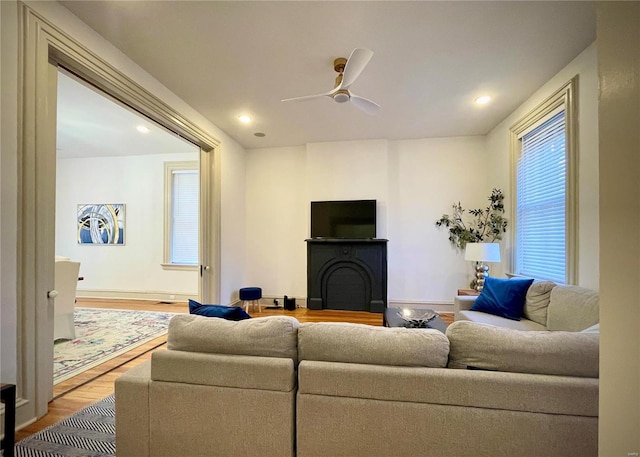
left=470, top=262, right=489, bottom=292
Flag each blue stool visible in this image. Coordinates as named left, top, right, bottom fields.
left=239, top=287, right=262, bottom=313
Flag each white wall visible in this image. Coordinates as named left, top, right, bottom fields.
left=56, top=153, right=199, bottom=298
left=246, top=137, right=489, bottom=307
left=388, top=136, right=489, bottom=302
left=485, top=42, right=599, bottom=289
left=219, top=142, right=248, bottom=303
left=245, top=146, right=307, bottom=298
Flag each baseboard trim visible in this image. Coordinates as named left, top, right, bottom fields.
left=77, top=289, right=195, bottom=303
left=77, top=291, right=453, bottom=313
left=231, top=295, right=452, bottom=313
left=232, top=295, right=307, bottom=309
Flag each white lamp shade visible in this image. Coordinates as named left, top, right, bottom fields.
left=464, top=242, right=501, bottom=262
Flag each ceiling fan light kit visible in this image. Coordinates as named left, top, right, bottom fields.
left=282, top=48, right=380, bottom=115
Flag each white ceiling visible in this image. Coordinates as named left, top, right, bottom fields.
left=58, top=1, right=596, bottom=151
left=57, top=71, right=197, bottom=158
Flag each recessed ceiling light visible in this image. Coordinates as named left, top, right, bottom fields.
left=475, top=95, right=491, bottom=105
left=238, top=115, right=252, bottom=124
left=136, top=125, right=150, bottom=134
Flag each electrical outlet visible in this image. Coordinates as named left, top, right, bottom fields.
left=169, top=295, right=176, bottom=300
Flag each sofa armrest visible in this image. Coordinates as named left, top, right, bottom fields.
left=115, top=360, right=151, bottom=457
left=454, top=295, right=478, bottom=320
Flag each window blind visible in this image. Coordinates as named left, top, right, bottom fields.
left=171, top=170, right=199, bottom=265
left=516, top=110, right=566, bottom=283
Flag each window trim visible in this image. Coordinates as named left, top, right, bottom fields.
left=163, top=160, right=199, bottom=271
left=509, top=76, right=578, bottom=284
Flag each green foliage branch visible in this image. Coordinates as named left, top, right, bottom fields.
left=435, top=188, right=508, bottom=251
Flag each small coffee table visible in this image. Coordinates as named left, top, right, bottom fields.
left=384, top=308, right=448, bottom=333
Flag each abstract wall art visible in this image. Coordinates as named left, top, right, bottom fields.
left=77, top=204, right=126, bottom=245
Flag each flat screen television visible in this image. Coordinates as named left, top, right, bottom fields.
left=310, top=199, right=376, bottom=239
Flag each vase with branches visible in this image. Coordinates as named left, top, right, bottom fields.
left=435, top=188, right=508, bottom=251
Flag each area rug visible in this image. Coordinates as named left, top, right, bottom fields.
left=54, top=307, right=177, bottom=384
left=15, top=394, right=116, bottom=457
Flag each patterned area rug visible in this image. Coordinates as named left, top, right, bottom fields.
left=54, top=307, right=177, bottom=384
left=15, top=394, right=116, bottom=457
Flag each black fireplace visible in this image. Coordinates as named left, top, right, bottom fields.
left=306, top=238, right=387, bottom=312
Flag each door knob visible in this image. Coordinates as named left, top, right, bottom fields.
left=48, top=290, right=58, bottom=298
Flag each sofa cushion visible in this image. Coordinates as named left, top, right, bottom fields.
left=446, top=321, right=599, bottom=377
left=298, top=322, right=449, bottom=368
left=188, top=299, right=251, bottom=320
left=457, top=310, right=546, bottom=331
left=547, top=285, right=599, bottom=331
left=523, top=280, right=556, bottom=326
left=470, top=277, right=534, bottom=320
left=167, top=314, right=300, bottom=363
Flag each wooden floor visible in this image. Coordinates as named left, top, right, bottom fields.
left=16, top=298, right=453, bottom=441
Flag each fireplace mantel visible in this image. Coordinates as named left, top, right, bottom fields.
left=305, top=238, right=388, bottom=312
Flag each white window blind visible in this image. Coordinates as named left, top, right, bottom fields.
left=516, top=110, right=567, bottom=283
left=170, top=170, right=199, bottom=265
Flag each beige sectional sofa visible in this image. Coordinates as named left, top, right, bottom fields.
left=454, top=282, right=599, bottom=332
left=116, top=311, right=599, bottom=457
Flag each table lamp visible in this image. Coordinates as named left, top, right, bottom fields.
left=464, top=242, right=501, bottom=291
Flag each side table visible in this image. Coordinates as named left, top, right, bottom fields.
left=1, top=383, right=16, bottom=457
left=457, top=289, right=480, bottom=296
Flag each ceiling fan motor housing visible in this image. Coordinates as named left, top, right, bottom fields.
left=333, top=91, right=350, bottom=103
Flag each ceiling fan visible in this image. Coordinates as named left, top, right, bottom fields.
left=281, top=48, right=380, bottom=115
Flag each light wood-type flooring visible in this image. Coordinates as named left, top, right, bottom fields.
left=15, top=297, right=453, bottom=441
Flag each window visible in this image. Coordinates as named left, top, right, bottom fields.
left=164, top=161, right=199, bottom=268
left=510, top=77, right=577, bottom=284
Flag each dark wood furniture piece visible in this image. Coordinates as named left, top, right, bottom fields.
left=457, top=289, right=480, bottom=296
left=383, top=308, right=449, bottom=333
left=306, top=238, right=387, bottom=312
left=1, top=383, right=16, bottom=457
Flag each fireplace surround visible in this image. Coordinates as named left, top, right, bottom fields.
left=306, top=238, right=388, bottom=312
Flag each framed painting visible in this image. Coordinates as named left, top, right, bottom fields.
left=77, top=203, right=126, bottom=245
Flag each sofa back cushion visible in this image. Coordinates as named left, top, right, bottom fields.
left=446, top=321, right=599, bottom=377
left=547, top=285, right=599, bottom=331
left=523, top=280, right=556, bottom=325
left=298, top=322, right=449, bottom=368
left=167, top=314, right=300, bottom=363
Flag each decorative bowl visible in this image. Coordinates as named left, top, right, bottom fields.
left=396, top=309, right=437, bottom=328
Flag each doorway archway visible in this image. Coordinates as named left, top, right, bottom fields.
left=18, top=4, right=221, bottom=424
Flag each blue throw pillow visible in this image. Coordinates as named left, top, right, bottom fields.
left=470, top=277, right=534, bottom=321
left=188, top=299, right=251, bottom=321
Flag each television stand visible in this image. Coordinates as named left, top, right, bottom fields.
left=305, top=238, right=388, bottom=312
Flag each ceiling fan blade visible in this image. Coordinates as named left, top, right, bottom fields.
left=281, top=87, right=338, bottom=103
left=350, top=94, right=380, bottom=115
left=340, top=48, right=373, bottom=90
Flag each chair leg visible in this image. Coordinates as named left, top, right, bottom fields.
left=242, top=299, right=261, bottom=313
